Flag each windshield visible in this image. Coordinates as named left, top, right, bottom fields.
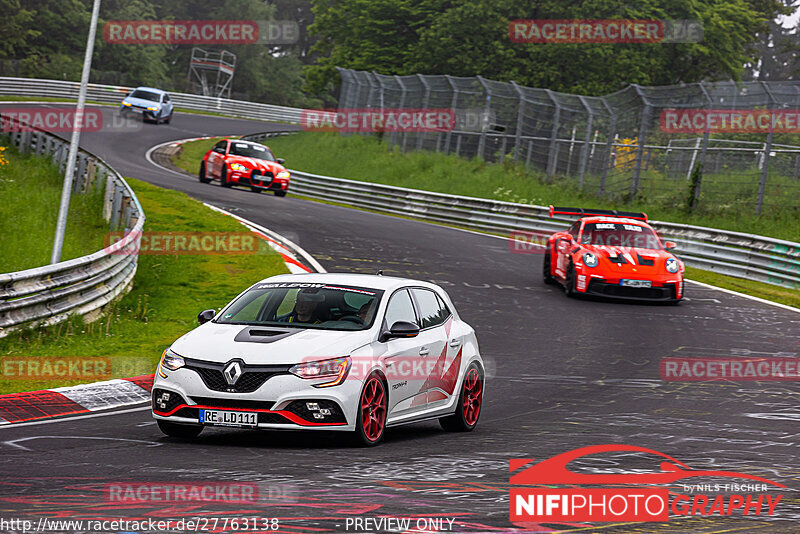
left=229, top=142, right=275, bottom=161
left=216, top=283, right=383, bottom=331
left=580, top=222, right=662, bottom=250
left=129, top=90, right=160, bottom=102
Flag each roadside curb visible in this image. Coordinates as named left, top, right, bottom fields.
left=0, top=191, right=325, bottom=427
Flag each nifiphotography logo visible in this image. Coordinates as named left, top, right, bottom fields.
left=510, top=444, right=785, bottom=523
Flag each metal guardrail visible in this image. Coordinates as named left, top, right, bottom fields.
left=0, top=119, right=144, bottom=335
left=240, top=131, right=800, bottom=291
left=0, top=77, right=303, bottom=123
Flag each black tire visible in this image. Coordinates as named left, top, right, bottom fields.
left=198, top=162, right=211, bottom=184
left=564, top=261, right=577, bottom=297
left=221, top=166, right=233, bottom=187
left=165, top=112, right=172, bottom=124
left=353, top=373, right=388, bottom=447
left=440, top=363, right=483, bottom=432
left=274, top=190, right=287, bottom=197
left=543, top=251, right=555, bottom=285
left=157, top=420, right=203, bottom=439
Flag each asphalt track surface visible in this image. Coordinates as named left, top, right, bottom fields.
left=1, top=105, right=799, bottom=533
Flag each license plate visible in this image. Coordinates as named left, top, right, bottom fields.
left=620, top=279, right=652, bottom=288
left=199, top=409, right=257, bottom=427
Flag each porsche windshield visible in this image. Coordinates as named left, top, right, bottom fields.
left=580, top=222, right=662, bottom=250
left=216, top=283, right=383, bottom=330
left=229, top=142, right=275, bottom=161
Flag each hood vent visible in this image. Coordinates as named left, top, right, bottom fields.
left=234, top=327, right=299, bottom=344
left=607, top=255, right=627, bottom=264
left=636, top=254, right=655, bottom=266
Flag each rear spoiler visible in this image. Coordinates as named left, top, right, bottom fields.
left=549, top=205, right=648, bottom=222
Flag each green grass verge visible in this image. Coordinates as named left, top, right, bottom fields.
left=0, top=178, right=288, bottom=394
left=685, top=267, right=800, bottom=309
left=0, top=142, right=107, bottom=272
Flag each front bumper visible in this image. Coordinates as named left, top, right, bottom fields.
left=152, top=363, right=358, bottom=431
left=573, top=269, right=683, bottom=301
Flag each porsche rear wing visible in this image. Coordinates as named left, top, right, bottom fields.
left=549, top=206, right=648, bottom=222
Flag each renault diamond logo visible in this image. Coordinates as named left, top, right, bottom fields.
left=223, top=361, right=242, bottom=385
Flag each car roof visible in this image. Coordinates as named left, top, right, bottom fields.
left=254, top=272, right=442, bottom=293
left=131, top=86, right=168, bottom=95
left=580, top=216, right=650, bottom=226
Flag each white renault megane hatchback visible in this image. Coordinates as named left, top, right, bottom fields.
left=152, top=273, right=485, bottom=446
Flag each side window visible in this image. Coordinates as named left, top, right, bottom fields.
left=436, top=293, right=452, bottom=322
left=213, top=141, right=226, bottom=153
left=568, top=222, right=580, bottom=239
left=384, top=289, right=417, bottom=329
left=164, top=94, right=170, bottom=103
left=411, top=288, right=449, bottom=329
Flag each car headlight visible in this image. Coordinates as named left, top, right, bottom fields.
left=666, top=257, right=680, bottom=273
left=583, top=252, right=598, bottom=268
left=122, top=102, right=132, bottom=107
left=276, top=170, right=290, bottom=180
left=146, top=106, right=159, bottom=111
left=230, top=163, right=249, bottom=172
left=289, top=357, right=351, bottom=388
left=160, top=348, right=185, bottom=372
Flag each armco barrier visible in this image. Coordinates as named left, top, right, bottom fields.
left=0, top=118, right=144, bottom=335
left=0, top=77, right=303, bottom=123
left=240, top=132, right=800, bottom=291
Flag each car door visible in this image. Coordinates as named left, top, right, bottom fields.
left=410, top=288, right=455, bottom=407
left=208, top=140, right=226, bottom=178
left=163, top=93, right=173, bottom=116
left=381, top=288, right=428, bottom=417
left=555, top=221, right=580, bottom=279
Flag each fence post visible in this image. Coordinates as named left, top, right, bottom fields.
left=393, top=75, right=407, bottom=149
left=756, top=81, right=777, bottom=215
left=417, top=74, right=431, bottom=151
left=577, top=96, right=594, bottom=188
left=630, top=85, right=652, bottom=202
left=476, top=76, right=491, bottom=161
left=544, top=90, right=562, bottom=181
left=511, top=81, right=525, bottom=163
left=444, top=75, right=459, bottom=155
left=599, top=97, right=616, bottom=195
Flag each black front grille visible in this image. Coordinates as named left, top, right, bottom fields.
left=636, top=254, right=655, bottom=266
left=285, top=399, right=347, bottom=424
left=189, top=397, right=276, bottom=410
left=173, top=406, right=291, bottom=425
left=250, top=170, right=274, bottom=187
left=588, top=280, right=675, bottom=301
left=152, top=389, right=186, bottom=413
left=183, top=358, right=291, bottom=393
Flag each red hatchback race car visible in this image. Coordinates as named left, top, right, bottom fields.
left=199, top=139, right=290, bottom=196
left=543, top=206, right=684, bottom=303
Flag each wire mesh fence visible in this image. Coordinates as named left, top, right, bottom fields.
left=336, top=68, right=800, bottom=215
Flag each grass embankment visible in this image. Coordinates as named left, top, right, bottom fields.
left=0, top=143, right=107, bottom=272
left=0, top=178, right=288, bottom=394
left=172, top=133, right=799, bottom=308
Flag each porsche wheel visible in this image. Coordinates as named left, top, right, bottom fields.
left=564, top=262, right=577, bottom=297
left=440, top=363, right=483, bottom=432
left=543, top=252, right=555, bottom=285
left=198, top=162, right=211, bottom=184
left=354, top=373, right=387, bottom=447
left=157, top=420, right=203, bottom=439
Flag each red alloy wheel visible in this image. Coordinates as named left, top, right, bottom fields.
left=359, top=376, right=386, bottom=442
left=461, top=368, right=482, bottom=426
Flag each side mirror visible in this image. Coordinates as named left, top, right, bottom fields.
left=198, top=309, right=216, bottom=324
left=379, top=321, right=420, bottom=342
left=664, top=241, right=677, bottom=251
left=276, top=158, right=285, bottom=165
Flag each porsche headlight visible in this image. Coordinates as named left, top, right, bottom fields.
left=276, top=170, right=290, bottom=180
left=289, top=357, right=351, bottom=387
left=583, top=252, right=598, bottom=268
left=666, top=257, right=680, bottom=273
left=230, top=163, right=249, bottom=172
left=160, top=348, right=185, bottom=372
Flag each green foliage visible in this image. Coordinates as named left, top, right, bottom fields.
left=306, top=0, right=789, bottom=96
